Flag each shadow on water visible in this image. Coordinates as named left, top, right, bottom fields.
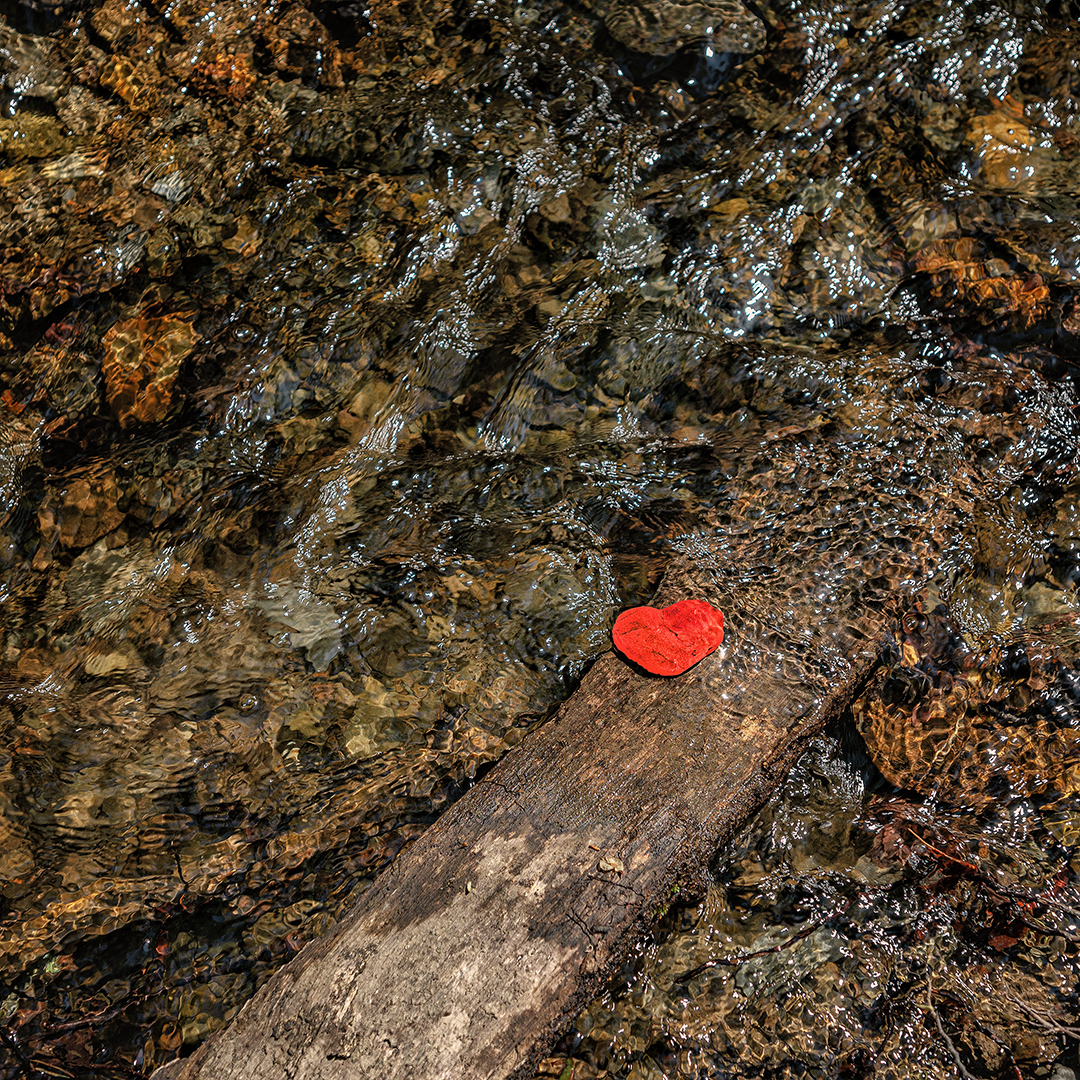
left=1, top=0, right=1080, bottom=1076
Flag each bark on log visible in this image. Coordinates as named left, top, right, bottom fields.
left=152, top=556, right=900, bottom=1080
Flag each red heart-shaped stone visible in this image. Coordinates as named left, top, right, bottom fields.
left=612, top=598, right=725, bottom=676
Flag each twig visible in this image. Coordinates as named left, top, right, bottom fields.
left=903, top=827, right=980, bottom=874
left=673, top=896, right=854, bottom=984
left=1001, top=988, right=1080, bottom=1040
left=925, top=973, right=978, bottom=1080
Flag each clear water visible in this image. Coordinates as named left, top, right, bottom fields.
left=0, top=0, right=1079, bottom=1076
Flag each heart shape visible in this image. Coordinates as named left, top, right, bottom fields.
left=612, top=598, right=725, bottom=676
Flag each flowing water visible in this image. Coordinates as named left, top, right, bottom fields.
left=1, top=0, right=1079, bottom=1076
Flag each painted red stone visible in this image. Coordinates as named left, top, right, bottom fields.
left=612, top=598, right=725, bottom=676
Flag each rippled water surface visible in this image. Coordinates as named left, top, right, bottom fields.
left=1, top=0, right=1079, bottom=1075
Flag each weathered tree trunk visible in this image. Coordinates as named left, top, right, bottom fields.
left=152, top=555, right=900, bottom=1080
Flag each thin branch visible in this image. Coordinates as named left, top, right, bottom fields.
left=673, top=896, right=854, bottom=984
left=925, top=972, right=978, bottom=1080
left=1001, top=988, right=1080, bottom=1040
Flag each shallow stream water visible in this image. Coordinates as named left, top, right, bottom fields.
left=1, top=0, right=1079, bottom=1076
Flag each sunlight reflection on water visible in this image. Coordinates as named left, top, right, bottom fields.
left=1, top=0, right=1080, bottom=1075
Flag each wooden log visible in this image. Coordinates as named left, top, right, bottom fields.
left=152, top=557, right=898, bottom=1080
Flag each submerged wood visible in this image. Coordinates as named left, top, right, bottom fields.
left=152, top=555, right=899, bottom=1080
